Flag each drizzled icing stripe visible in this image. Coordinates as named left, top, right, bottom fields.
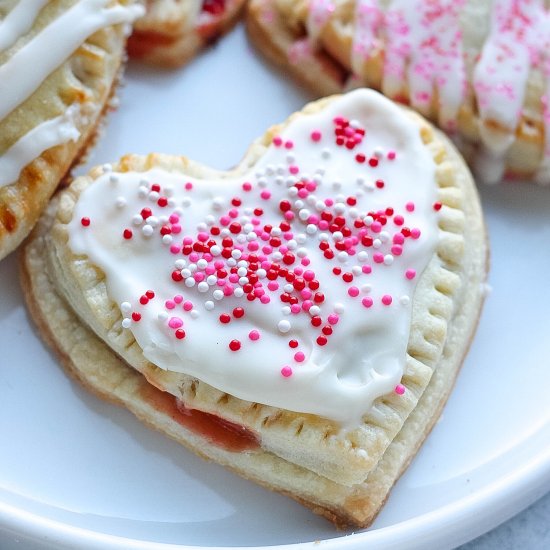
left=307, top=0, right=335, bottom=44
left=0, top=0, right=143, bottom=189
left=0, top=107, right=80, bottom=188
left=0, top=0, right=49, bottom=52
left=67, top=90, right=439, bottom=427
left=0, top=0, right=143, bottom=121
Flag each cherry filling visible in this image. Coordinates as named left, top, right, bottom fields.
left=202, top=0, right=226, bottom=16
left=139, top=382, right=259, bottom=452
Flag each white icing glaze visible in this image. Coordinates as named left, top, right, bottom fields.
left=0, top=0, right=143, bottom=189
left=0, top=0, right=49, bottom=52
left=308, top=0, right=550, bottom=183
left=67, top=90, right=439, bottom=427
left=0, top=106, right=80, bottom=188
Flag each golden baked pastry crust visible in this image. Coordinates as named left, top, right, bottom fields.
left=128, top=0, right=246, bottom=67
left=21, top=93, right=488, bottom=527
left=0, top=0, right=138, bottom=262
left=246, top=0, right=550, bottom=183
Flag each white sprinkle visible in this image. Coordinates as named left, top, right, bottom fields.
left=132, top=214, right=142, bottom=226
left=207, top=275, right=218, bottom=285
left=332, top=181, right=342, bottom=190
left=227, top=258, right=237, bottom=267
left=306, top=224, right=317, bottom=235
left=204, top=301, right=215, bottom=311
left=362, top=284, right=372, bottom=293
left=380, top=231, right=390, bottom=243
left=213, top=289, right=224, bottom=300
left=400, top=295, right=411, bottom=305
left=159, top=215, right=169, bottom=224
left=294, top=200, right=304, bottom=209
left=284, top=284, right=294, bottom=293
left=296, top=233, right=307, bottom=244
left=142, top=225, right=154, bottom=237
left=120, top=302, right=132, bottom=314
left=236, top=234, right=247, bottom=244
left=121, top=318, right=131, bottom=329
left=275, top=176, right=284, bottom=186
left=234, top=288, right=244, bottom=298
left=148, top=191, right=159, bottom=202
left=337, top=251, right=348, bottom=262
left=197, top=222, right=208, bottom=232
left=257, top=269, right=267, bottom=278
left=357, top=251, right=368, bottom=262
left=197, top=259, right=208, bottom=270
left=287, top=239, right=297, bottom=250
left=321, top=147, right=331, bottom=159
left=239, top=277, right=249, bottom=286
left=299, top=209, right=310, bottom=220
left=146, top=216, right=158, bottom=227
left=373, top=147, right=384, bottom=158
left=352, top=265, right=362, bottom=276
left=190, top=309, right=199, bottom=319
left=384, top=254, right=394, bottom=265
left=185, top=278, right=196, bottom=288
left=237, top=260, right=248, bottom=268
left=115, top=196, right=126, bottom=208
left=138, top=186, right=148, bottom=198
left=288, top=187, right=298, bottom=197
left=212, top=197, right=224, bottom=210
left=158, top=312, right=168, bottom=322
left=309, top=305, right=321, bottom=316
left=297, top=247, right=308, bottom=258
left=181, top=268, right=191, bottom=278
left=197, top=282, right=209, bottom=293
left=373, top=239, right=382, bottom=249
left=272, top=252, right=283, bottom=261
left=109, top=174, right=119, bottom=185
left=181, top=198, right=191, bottom=207
left=349, top=207, right=359, bottom=218
left=334, top=202, right=346, bottom=214
left=205, top=215, right=215, bottom=225
left=319, top=233, right=329, bottom=242
left=270, top=226, right=282, bottom=236
left=175, top=259, right=186, bottom=269
left=315, top=200, right=325, bottom=211
left=237, top=267, right=248, bottom=277
left=162, top=235, right=172, bottom=245
left=188, top=263, right=197, bottom=273
left=278, top=320, right=291, bottom=333
left=210, top=245, right=221, bottom=256
left=220, top=228, right=230, bottom=237
left=306, top=195, right=317, bottom=206
left=282, top=306, right=291, bottom=315
left=286, top=153, right=296, bottom=164
left=232, top=249, right=242, bottom=259
left=257, top=177, right=268, bottom=188
left=333, top=231, right=343, bottom=241
left=102, top=163, right=113, bottom=173
left=334, top=303, right=345, bottom=314
left=164, top=185, right=174, bottom=197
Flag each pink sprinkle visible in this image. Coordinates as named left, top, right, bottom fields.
left=406, top=202, right=415, bottom=212
left=348, top=286, right=360, bottom=297
left=169, top=214, right=179, bottom=223
left=382, top=295, right=393, bottom=306
left=249, top=330, right=260, bottom=341
left=318, top=220, right=329, bottom=230
left=387, top=151, right=396, bottom=160
left=391, top=245, right=403, bottom=256
left=248, top=241, right=259, bottom=251
left=410, top=228, right=421, bottom=239
left=168, top=317, right=183, bottom=329
left=281, top=366, right=293, bottom=377
left=362, top=297, right=373, bottom=308
left=223, top=285, right=234, bottom=296
left=303, top=270, right=315, bottom=281
left=229, top=274, right=239, bottom=283
left=362, top=265, right=372, bottom=274
left=165, top=300, right=175, bottom=310
left=305, top=181, right=316, bottom=192
left=260, top=295, right=270, bottom=304
left=294, top=352, right=305, bottom=362
left=273, top=136, right=283, bottom=147
left=185, top=182, right=193, bottom=190
left=284, top=140, right=294, bottom=149
left=324, top=198, right=334, bottom=207
left=183, top=301, right=193, bottom=311
left=174, top=295, right=183, bottom=304
left=170, top=245, right=181, bottom=254
left=260, top=190, right=272, bottom=200
left=301, top=258, right=310, bottom=266
left=291, top=304, right=301, bottom=314
left=311, top=130, right=322, bottom=142
left=242, top=182, right=252, bottom=192
left=197, top=232, right=209, bottom=242
left=267, top=281, right=279, bottom=291
left=220, top=215, right=230, bottom=226
left=308, top=214, right=319, bottom=225
left=395, top=384, right=406, bottom=395
left=302, top=300, right=313, bottom=312
left=194, top=272, right=205, bottom=282
left=371, top=221, right=382, bottom=233
left=289, top=165, right=300, bottom=175
left=228, top=208, right=239, bottom=219
left=300, top=288, right=312, bottom=299
left=393, top=215, right=404, bottom=226
left=284, top=211, right=294, bottom=221
left=393, top=233, right=405, bottom=244
left=205, top=266, right=215, bottom=275
left=373, top=252, right=384, bottom=264
left=183, top=237, right=193, bottom=245
left=327, top=313, right=339, bottom=325
left=189, top=252, right=199, bottom=262
left=171, top=224, right=182, bottom=234
left=405, top=269, right=416, bottom=280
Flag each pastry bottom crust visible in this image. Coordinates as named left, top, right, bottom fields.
left=20, top=127, right=488, bottom=528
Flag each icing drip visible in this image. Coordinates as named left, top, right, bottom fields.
left=351, top=0, right=384, bottom=77
left=68, top=90, right=439, bottom=427
left=307, top=0, right=335, bottom=46
left=0, top=0, right=49, bottom=52
left=0, top=106, right=80, bottom=188
left=0, top=0, right=143, bottom=189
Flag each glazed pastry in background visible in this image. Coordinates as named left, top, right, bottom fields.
left=127, top=0, right=246, bottom=67
left=0, top=0, right=143, bottom=262
left=247, top=0, right=550, bottom=185
left=21, top=90, right=488, bottom=528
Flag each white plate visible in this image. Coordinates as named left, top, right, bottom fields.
left=1, top=24, right=549, bottom=550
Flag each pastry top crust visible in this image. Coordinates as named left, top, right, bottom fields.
left=127, top=0, right=246, bottom=66
left=0, top=0, right=142, bottom=261
left=43, top=90, right=482, bottom=486
left=249, top=0, right=550, bottom=184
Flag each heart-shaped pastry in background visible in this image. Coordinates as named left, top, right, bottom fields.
left=0, top=0, right=143, bottom=262
left=127, top=0, right=246, bottom=67
left=247, top=0, right=550, bottom=185
left=21, top=89, right=488, bottom=528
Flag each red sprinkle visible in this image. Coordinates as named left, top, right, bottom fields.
left=80, top=217, right=90, bottom=227
left=229, top=339, right=241, bottom=352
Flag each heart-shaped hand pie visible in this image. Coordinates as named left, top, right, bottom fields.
left=247, top=0, right=550, bottom=185
left=127, top=0, right=246, bottom=67
left=22, top=90, right=488, bottom=528
left=0, top=0, right=143, bottom=262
